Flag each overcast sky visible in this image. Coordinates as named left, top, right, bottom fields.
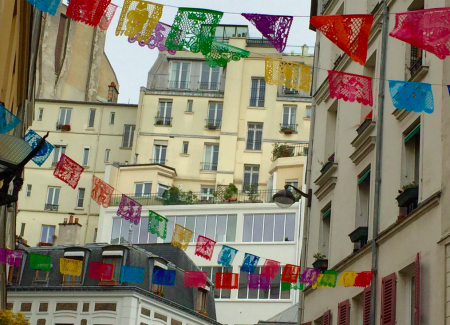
left=104, top=0, right=316, bottom=104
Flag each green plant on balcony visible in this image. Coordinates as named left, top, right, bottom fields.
left=401, top=182, right=418, bottom=191
left=223, top=183, right=238, bottom=200
left=207, top=122, right=217, bottom=130
left=181, top=191, right=198, bottom=204
left=281, top=125, right=293, bottom=134
left=272, top=143, right=294, bottom=160
left=155, top=119, right=164, bottom=125
left=244, top=185, right=260, bottom=203
left=198, top=309, right=208, bottom=316
left=153, top=291, right=165, bottom=297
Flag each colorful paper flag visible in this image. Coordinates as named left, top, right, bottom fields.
left=389, top=8, right=450, bottom=60
left=328, top=70, right=373, bottom=106
left=89, top=262, right=113, bottom=280
left=248, top=273, right=270, bottom=290
left=60, top=258, right=83, bottom=276
left=312, top=274, right=326, bottom=289
left=116, top=0, right=163, bottom=43
left=241, top=253, right=260, bottom=274
left=23, top=130, right=54, bottom=166
left=337, top=271, right=358, bottom=287
left=117, top=194, right=142, bottom=225
left=171, top=224, right=193, bottom=251
left=6, top=250, right=23, bottom=267
left=388, top=80, right=434, bottom=114
left=318, top=270, right=339, bottom=288
left=148, top=210, right=168, bottom=239
left=53, top=154, right=84, bottom=189
left=98, top=3, right=118, bottom=30
left=152, top=268, right=176, bottom=286
left=265, top=57, right=311, bottom=93
left=310, top=15, right=374, bottom=65
left=184, top=271, right=207, bottom=288
left=0, top=104, right=20, bottom=134
left=242, top=13, right=293, bottom=53
left=91, top=175, right=114, bottom=208
left=66, top=0, right=112, bottom=26
left=204, top=40, right=250, bottom=68
left=0, top=249, right=6, bottom=264
left=281, top=264, right=300, bottom=283
left=261, top=259, right=280, bottom=279
left=299, top=267, right=321, bottom=286
left=354, top=271, right=373, bottom=287
left=281, top=281, right=292, bottom=291
left=215, top=273, right=239, bottom=289
left=26, top=0, right=61, bottom=15
left=121, top=266, right=145, bottom=283
left=217, top=245, right=238, bottom=267
left=195, top=235, right=216, bottom=261
left=128, top=22, right=176, bottom=55
left=30, top=253, right=51, bottom=271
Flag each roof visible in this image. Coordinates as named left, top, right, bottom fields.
left=257, top=305, right=299, bottom=325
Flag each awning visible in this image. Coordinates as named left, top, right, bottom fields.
left=322, top=208, right=331, bottom=219
left=358, top=170, right=371, bottom=185
left=405, top=124, right=420, bottom=142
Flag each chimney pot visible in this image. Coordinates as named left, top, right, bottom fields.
left=64, top=218, right=68, bottom=224
left=75, top=217, right=79, bottom=224
left=69, top=215, right=74, bottom=223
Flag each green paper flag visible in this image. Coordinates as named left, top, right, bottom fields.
left=148, top=210, right=168, bottom=239
left=281, top=281, right=292, bottom=291
left=30, top=253, right=51, bottom=271
left=318, top=270, right=339, bottom=288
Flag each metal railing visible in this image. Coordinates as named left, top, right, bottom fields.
left=205, top=119, right=222, bottom=130
left=199, top=81, right=220, bottom=91
left=155, top=117, right=172, bottom=126
left=150, top=159, right=166, bottom=165
left=201, top=162, right=218, bottom=171
left=410, top=46, right=423, bottom=77
left=280, top=124, right=298, bottom=133
left=44, top=204, right=59, bottom=211
left=272, top=143, right=309, bottom=161
left=168, top=80, right=190, bottom=89
left=246, top=38, right=274, bottom=47
left=109, top=189, right=282, bottom=206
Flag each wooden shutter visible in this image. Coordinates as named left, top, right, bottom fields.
left=414, top=253, right=420, bottom=325
left=363, top=285, right=372, bottom=325
left=381, top=273, right=396, bottom=325
left=338, top=299, right=350, bottom=325
left=323, top=310, right=331, bottom=325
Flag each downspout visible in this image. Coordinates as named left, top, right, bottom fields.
left=370, top=1, right=389, bottom=325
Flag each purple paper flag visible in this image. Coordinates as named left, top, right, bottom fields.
left=259, top=275, right=271, bottom=290
left=6, top=250, right=23, bottom=267
left=248, top=274, right=271, bottom=289
left=117, top=194, right=142, bottom=225
left=300, top=267, right=321, bottom=286
left=242, top=13, right=293, bottom=53
left=0, top=248, right=6, bottom=264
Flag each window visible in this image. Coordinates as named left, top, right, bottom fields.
left=197, top=289, right=208, bottom=312
left=156, top=101, right=172, bottom=126
left=40, top=225, right=56, bottom=244
left=88, top=109, right=96, bottom=128
left=357, top=169, right=371, bottom=229
left=62, top=254, right=84, bottom=286
left=243, top=165, right=260, bottom=191
left=76, top=188, right=85, bottom=208
left=306, top=106, right=311, bottom=118
left=202, top=144, right=219, bottom=171
left=134, top=183, right=152, bottom=197
left=282, top=106, right=297, bottom=131
left=163, top=215, right=237, bottom=243
left=200, top=186, right=215, bottom=201
left=26, top=184, right=32, bottom=197
left=320, top=205, right=331, bottom=258
left=182, top=142, right=189, bottom=154
left=157, top=184, right=169, bottom=198
left=285, top=180, right=299, bottom=196
left=82, top=147, right=90, bottom=166
left=201, top=266, right=232, bottom=299
left=19, top=223, right=25, bottom=237
left=111, top=217, right=158, bottom=245
left=100, top=254, right=123, bottom=285
left=8, top=255, right=23, bottom=284
left=105, top=149, right=111, bottom=162
left=45, top=187, right=60, bottom=211
left=169, top=62, right=190, bottom=89
left=52, top=145, right=66, bottom=164
left=58, top=107, right=72, bottom=125
left=153, top=144, right=167, bottom=164
left=141, top=307, right=151, bottom=317
left=243, top=214, right=295, bottom=242
left=34, top=269, right=49, bottom=282
left=122, top=125, right=135, bottom=148
left=238, top=266, right=291, bottom=299
left=154, top=313, right=168, bottom=322
left=93, top=228, right=98, bottom=242
left=186, top=100, right=193, bottom=112
left=250, top=78, right=266, bottom=107
left=110, top=112, right=115, bottom=125
left=404, top=123, right=420, bottom=186
left=325, top=102, right=337, bottom=160
left=207, top=102, right=223, bottom=129
left=38, top=108, right=44, bottom=121
left=200, top=63, right=220, bottom=90
left=246, top=123, right=263, bottom=150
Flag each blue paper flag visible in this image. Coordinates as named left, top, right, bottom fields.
left=152, top=268, right=176, bottom=286
left=23, top=130, right=54, bottom=166
left=0, top=104, right=20, bottom=134
left=217, top=245, right=238, bottom=267
left=26, top=0, right=61, bottom=16
left=241, top=253, right=260, bottom=274
left=388, top=80, right=434, bottom=114
left=120, top=266, right=145, bottom=283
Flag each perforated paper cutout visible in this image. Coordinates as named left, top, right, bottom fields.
left=23, top=130, right=54, bottom=166
left=299, top=267, right=321, bottom=286
left=117, top=194, right=142, bottom=225
left=241, top=253, right=260, bottom=274
left=89, top=262, right=113, bottom=280
left=184, top=271, right=207, bottom=287
left=91, top=175, right=114, bottom=208
left=337, top=271, right=358, bottom=287
left=265, top=57, right=311, bottom=93
left=66, top=0, right=112, bottom=26
left=0, top=104, right=20, bottom=134
left=328, top=70, right=373, bottom=106
left=148, top=210, right=168, bottom=239
left=26, top=0, right=61, bottom=15
left=30, top=253, right=51, bottom=271
left=6, top=250, right=23, bottom=267
left=121, top=266, right=145, bottom=283
left=217, top=245, right=238, bottom=267
left=128, top=22, right=176, bottom=54
left=388, top=80, right=434, bottom=114
left=261, top=259, right=280, bottom=279
left=318, top=270, right=339, bottom=288
left=60, top=258, right=83, bottom=276
left=152, top=268, right=176, bottom=286
left=354, top=271, right=373, bottom=287
left=281, top=264, right=301, bottom=283
left=216, top=273, right=239, bottom=289
left=195, top=235, right=216, bottom=261
left=171, top=224, right=193, bottom=251
left=98, top=3, right=118, bottom=30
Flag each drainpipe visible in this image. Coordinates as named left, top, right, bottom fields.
left=370, top=1, right=389, bottom=324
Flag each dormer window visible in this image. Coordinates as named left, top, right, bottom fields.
left=151, top=258, right=168, bottom=296
left=100, top=250, right=124, bottom=285
left=62, top=251, right=86, bottom=286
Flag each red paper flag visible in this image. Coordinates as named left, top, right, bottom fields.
left=354, top=271, right=373, bottom=287
left=195, top=235, right=216, bottom=261
left=261, top=259, right=280, bottom=279
left=328, top=70, right=373, bottom=106
left=89, top=262, right=113, bottom=280
left=184, top=271, right=207, bottom=288
left=53, top=154, right=84, bottom=189
left=281, top=264, right=300, bottom=283
left=216, top=273, right=239, bottom=289
left=67, top=0, right=112, bottom=27
left=310, top=14, right=374, bottom=65
left=98, top=3, right=118, bottom=31
left=91, top=175, right=114, bottom=208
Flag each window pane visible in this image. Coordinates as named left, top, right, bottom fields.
left=238, top=270, right=248, bottom=299
left=144, top=183, right=151, bottom=195
left=270, top=268, right=281, bottom=299
left=248, top=267, right=259, bottom=299
left=132, top=221, right=139, bottom=243
left=48, top=226, right=55, bottom=244
left=263, top=214, right=275, bottom=242
left=215, top=215, right=227, bottom=242
left=120, top=219, right=131, bottom=243
left=212, top=267, right=220, bottom=299
left=111, top=218, right=121, bottom=244
left=54, top=188, right=60, bottom=205
left=164, top=217, right=175, bottom=243
left=185, top=217, right=196, bottom=243
left=206, top=216, right=216, bottom=239
left=226, top=215, right=237, bottom=242
left=253, top=214, right=264, bottom=242
left=196, top=216, right=206, bottom=237
left=176, top=216, right=186, bottom=228
left=274, top=214, right=285, bottom=242
left=284, top=214, right=295, bottom=241
left=139, top=217, right=149, bottom=243
left=149, top=231, right=158, bottom=243
left=135, top=184, right=143, bottom=196
left=243, top=215, right=253, bottom=242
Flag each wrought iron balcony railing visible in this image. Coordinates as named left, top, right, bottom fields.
left=272, top=143, right=309, bottom=161
left=168, top=80, right=190, bottom=89
left=150, top=159, right=166, bottom=165
left=44, top=204, right=59, bottom=211
left=201, top=162, right=218, bottom=171
left=155, top=117, right=172, bottom=126
left=280, top=124, right=298, bottom=133
left=199, top=81, right=220, bottom=91
left=205, top=119, right=222, bottom=130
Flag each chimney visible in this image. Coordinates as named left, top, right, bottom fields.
left=107, top=82, right=119, bottom=103
left=54, top=214, right=82, bottom=245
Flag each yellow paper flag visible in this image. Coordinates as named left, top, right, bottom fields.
left=265, top=57, right=311, bottom=93
left=60, top=258, right=83, bottom=276
left=171, top=224, right=193, bottom=251
left=337, top=271, right=358, bottom=287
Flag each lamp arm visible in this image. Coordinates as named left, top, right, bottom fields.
left=284, top=184, right=309, bottom=198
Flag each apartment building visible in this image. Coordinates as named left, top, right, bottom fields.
left=302, top=0, right=449, bottom=324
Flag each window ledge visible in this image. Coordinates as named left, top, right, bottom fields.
left=392, top=108, right=411, bottom=122
left=314, top=163, right=338, bottom=201
left=85, top=128, right=95, bottom=131
left=304, top=117, right=311, bottom=120
left=180, top=153, right=190, bottom=157
left=184, top=111, right=194, bottom=115
left=82, top=166, right=90, bottom=169
left=154, top=125, right=172, bottom=127
left=350, top=120, right=376, bottom=165
left=200, top=170, right=217, bottom=174
left=74, top=207, right=84, bottom=210
left=244, top=150, right=263, bottom=153
left=408, top=65, right=429, bottom=82
left=119, top=147, right=132, bottom=150
left=247, top=106, right=266, bottom=110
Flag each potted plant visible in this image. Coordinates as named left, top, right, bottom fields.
left=155, top=119, right=164, bottom=125
left=223, top=183, right=238, bottom=201
left=312, top=252, right=328, bottom=272
left=153, top=291, right=165, bottom=297
left=396, top=182, right=419, bottom=207
left=272, top=144, right=294, bottom=160
left=281, top=125, right=293, bottom=134
left=60, top=124, right=71, bottom=131
left=207, top=122, right=217, bottom=130
left=244, top=185, right=260, bottom=203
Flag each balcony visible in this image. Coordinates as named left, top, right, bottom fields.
left=246, top=37, right=274, bottom=48
left=150, top=159, right=166, bottom=165
left=272, top=143, right=308, bottom=161
left=277, top=86, right=311, bottom=101
left=168, top=80, right=190, bottom=90
left=205, top=119, right=221, bottom=130
left=146, top=75, right=225, bottom=96
left=201, top=162, right=218, bottom=171
left=199, top=82, right=220, bottom=91
left=314, top=153, right=338, bottom=201
left=280, top=124, right=298, bottom=134
left=44, top=204, right=58, bottom=211
left=155, top=117, right=172, bottom=126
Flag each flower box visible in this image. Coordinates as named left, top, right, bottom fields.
left=396, top=187, right=419, bottom=207
left=60, top=124, right=71, bottom=131
left=348, top=226, right=368, bottom=243
left=312, top=258, right=328, bottom=272
left=207, top=124, right=217, bottom=130
left=282, top=128, right=293, bottom=134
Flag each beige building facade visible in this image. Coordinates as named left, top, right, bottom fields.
left=302, top=0, right=449, bottom=324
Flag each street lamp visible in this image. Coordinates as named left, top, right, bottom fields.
left=0, top=132, right=48, bottom=206
left=273, top=184, right=312, bottom=208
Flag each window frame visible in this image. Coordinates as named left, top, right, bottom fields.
left=208, top=102, right=223, bottom=123
left=246, top=123, right=263, bottom=151
left=46, top=187, right=60, bottom=210
left=76, top=188, right=85, bottom=208
left=134, top=182, right=152, bottom=197
left=58, top=107, right=72, bottom=125
left=153, top=144, right=167, bottom=164
left=109, top=112, right=115, bottom=125
left=200, top=186, right=215, bottom=201
left=38, top=108, right=44, bottom=121
left=40, top=225, right=56, bottom=244
left=238, top=266, right=291, bottom=300
left=182, top=142, right=189, bottom=154
left=82, top=147, right=90, bottom=166
left=250, top=78, right=266, bottom=107
left=242, top=213, right=295, bottom=243
left=99, top=254, right=123, bottom=285
left=200, top=63, right=221, bottom=90
left=87, top=109, right=96, bottom=128
left=105, top=149, right=111, bottom=162
left=169, top=61, right=191, bottom=89
left=203, top=144, right=219, bottom=171
left=62, top=254, right=85, bottom=286
left=243, top=165, right=260, bottom=191
left=122, top=125, right=135, bottom=148
left=157, top=183, right=170, bottom=198
left=26, top=184, right=32, bottom=197
left=283, top=106, right=297, bottom=126
left=186, top=100, right=193, bottom=112
left=52, top=145, right=66, bottom=164
left=197, top=288, right=208, bottom=312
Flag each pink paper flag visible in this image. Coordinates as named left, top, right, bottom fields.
left=261, top=259, right=280, bottom=279
left=98, top=3, right=118, bottom=31
left=53, top=154, right=84, bottom=189
left=89, top=262, right=113, bottom=280
left=328, top=70, right=373, bottom=106
left=194, top=235, right=216, bottom=261
left=184, top=271, right=208, bottom=288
